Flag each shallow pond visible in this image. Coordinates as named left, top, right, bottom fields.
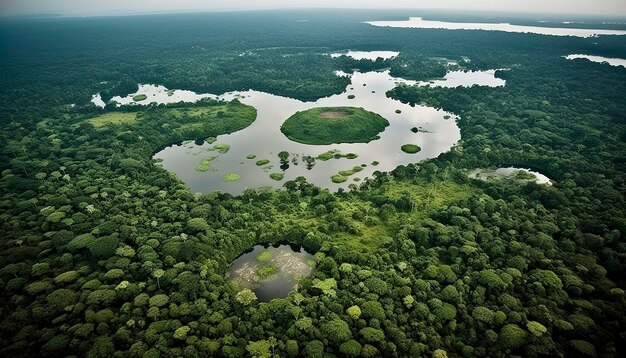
left=565, top=54, right=626, bottom=68
left=227, top=245, right=313, bottom=302
left=91, top=52, right=506, bottom=194
left=468, top=167, right=552, bottom=185
left=367, top=17, right=626, bottom=37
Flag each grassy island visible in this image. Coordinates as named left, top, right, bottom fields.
left=401, top=144, right=422, bottom=154
left=133, top=94, right=147, bottom=102
left=281, top=107, right=389, bottom=145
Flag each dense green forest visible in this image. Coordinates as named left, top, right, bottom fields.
left=1, top=10, right=626, bottom=358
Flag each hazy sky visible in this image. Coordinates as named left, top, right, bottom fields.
left=2, top=0, right=626, bottom=17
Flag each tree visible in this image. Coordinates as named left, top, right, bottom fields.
left=235, top=289, right=257, bottom=305
left=152, top=269, right=164, bottom=289
left=340, top=340, right=362, bottom=357
left=497, top=324, right=527, bottom=350
left=246, top=340, right=272, bottom=358
left=321, top=318, right=352, bottom=344
left=346, top=305, right=362, bottom=319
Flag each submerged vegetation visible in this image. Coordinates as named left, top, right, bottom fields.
left=281, top=106, right=389, bottom=145
left=0, top=9, right=625, bottom=358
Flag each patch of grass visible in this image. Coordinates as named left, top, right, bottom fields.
left=257, top=251, right=272, bottom=262
left=331, top=175, right=349, bottom=183
left=133, top=94, right=147, bottom=102
left=209, top=143, right=230, bottom=154
left=281, top=106, right=389, bottom=145
left=256, top=159, right=270, bottom=166
left=256, top=265, right=278, bottom=279
left=269, top=173, right=284, bottom=181
left=338, top=166, right=364, bottom=177
left=246, top=154, right=256, bottom=159
left=401, top=144, right=421, bottom=154
left=317, top=150, right=358, bottom=161
left=224, top=173, right=241, bottom=182
left=195, top=156, right=217, bottom=172
left=87, top=112, right=138, bottom=128
left=206, top=136, right=217, bottom=144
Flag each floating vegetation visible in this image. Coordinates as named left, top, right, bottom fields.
left=195, top=156, right=217, bottom=172
left=256, top=265, right=279, bottom=279
left=401, top=144, right=422, bottom=154
left=353, top=177, right=361, bottom=182
left=444, top=115, right=451, bottom=120
left=331, top=175, right=349, bottom=183
left=256, top=159, right=270, bottom=166
left=224, top=173, right=241, bottom=182
left=246, top=154, right=256, bottom=159
left=395, top=109, right=402, bottom=114
left=206, top=136, right=217, bottom=144
left=256, top=250, right=272, bottom=262
left=372, top=161, right=380, bottom=166
left=269, top=173, right=284, bottom=181
left=317, top=150, right=359, bottom=161
left=347, top=94, right=356, bottom=99
left=133, top=94, right=147, bottom=102
left=209, top=143, right=231, bottom=154
left=338, top=166, right=364, bottom=177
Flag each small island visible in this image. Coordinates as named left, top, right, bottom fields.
left=281, top=107, right=389, bottom=145
left=401, top=144, right=422, bottom=154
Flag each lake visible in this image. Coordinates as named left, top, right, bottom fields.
left=565, top=54, right=626, bottom=68
left=366, top=17, right=626, bottom=37
left=227, top=245, right=314, bottom=302
left=91, top=53, right=507, bottom=194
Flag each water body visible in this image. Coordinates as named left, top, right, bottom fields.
left=227, top=245, right=313, bottom=301
left=367, top=17, right=626, bottom=37
left=413, top=69, right=506, bottom=88
left=91, top=54, right=506, bottom=194
left=468, top=167, right=552, bottom=185
left=330, top=50, right=399, bottom=60
left=565, top=54, right=626, bottom=68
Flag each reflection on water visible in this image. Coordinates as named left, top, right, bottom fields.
left=565, top=54, right=626, bottom=68
left=367, top=17, right=626, bottom=37
left=468, top=167, right=552, bottom=185
left=227, top=245, right=313, bottom=302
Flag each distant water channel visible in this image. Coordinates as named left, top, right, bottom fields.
left=565, top=54, right=626, bottom=68
left=367, top=17, right=626, bottom=37
left=227, top=245, right=314, bottom=302
left=91, top=53, right=507, bottom=194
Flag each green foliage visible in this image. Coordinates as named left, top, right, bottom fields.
left=149, top=294, right=169, bottom=307
left=346, top=305, right=362, bottom=319
left=256, top=265, right=278, bottom=279
left=224, top=173, right=241, bottom=182
left=281, top=107, right=389, bottom=144
left=187, top=218, right=210, bottom=233
left=400, top=144, right=421, bottom=154
left=497, top=324, right=527, bottom=350
left=255, top=159, right=270, bottom=166
left=235, top=289, right=257, bottom=305
left=133, top=94, right=148, bottom=102
left=246, top=340, right=272, bottom=358
left=173, top=326, right=191, bottom=340
left=256, top=250, right=272, bottom=262
left=360, top=327, right=385, bottom=343
left=269, top=173, right=284, bottom=181
left=339, top=340, right=362, bottom=357
left=526, top=321, right=548, bottom=337
left=321, top=318, right=352, bottom=344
